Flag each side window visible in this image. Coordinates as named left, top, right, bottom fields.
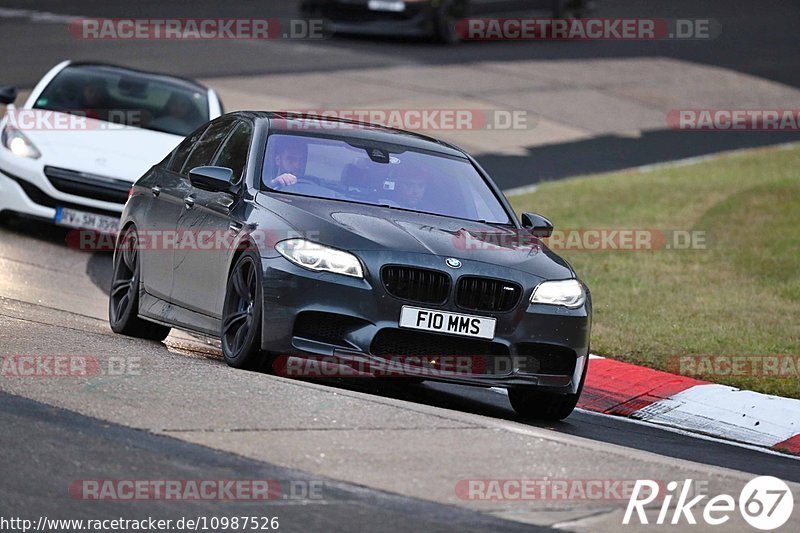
left=168, top=125, right=207, bottom=173
left=182, top=119, right=235, bottom=174
left=213, top=121, right=252, bottom=184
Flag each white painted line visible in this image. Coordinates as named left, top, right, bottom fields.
left=502, top=141, right=800, bottom=194
left=634, top=141, right=800, bottom=174
left=501, top=183, right=538, bottom=197
left=632, top=384, right=800, bottom=447
left=0, top=7, right=80, bottom=24
left=575, top=408, right=800, bottom=461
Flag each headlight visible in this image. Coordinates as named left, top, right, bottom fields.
left=275, top=239, right=364, bottom=278
left=530, top=279, right=585, bottom=308
left=1, top=124, right=41, bottom=159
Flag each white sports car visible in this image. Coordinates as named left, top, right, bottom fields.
left=0, top=61, right=223, bottom=233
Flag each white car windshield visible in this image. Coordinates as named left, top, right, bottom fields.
left=33, top=64, right=210, bottom=137
left=262, top=133, right=512, bottom=224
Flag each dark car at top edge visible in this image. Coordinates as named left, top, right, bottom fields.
left=300, top=0, right=592, bottom=43
left=109, top=111, right=592, bottom=420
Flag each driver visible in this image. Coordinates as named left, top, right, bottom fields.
left=82, top=80, right=111, bottom=120
left=268, top=137, right=307, bottom=188
left=395, top=163, right=433, bottom=210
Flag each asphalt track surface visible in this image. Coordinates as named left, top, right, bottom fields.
left=1, top=214, right=799, bottom=530
left=1, top=1, right=800, bottom=530
left=0, top=392, right=541, bottom=532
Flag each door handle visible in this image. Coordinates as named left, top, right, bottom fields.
left=220, top=196, right=235, bottom=210
left=151, top=185, right=161, bottom=197
left=229, top=222, right=243, bottom=233
left=184, top=196, right=195, bottom=209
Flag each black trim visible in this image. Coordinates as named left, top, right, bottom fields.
left=0, top=167, right=122, bottom=218
left=381, top=265, right=451, bottom=305
left=456, top=276, right=522, bottom=313
left=44, top=166, right=130, bottom=204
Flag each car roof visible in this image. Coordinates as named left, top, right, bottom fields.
left=64, top=62, right=210, bottom=93
left=229, top=111, right=469, bottom=158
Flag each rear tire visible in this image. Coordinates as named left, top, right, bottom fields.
left=221, top=252, right=269, bottom=370
left=433, top=3, right=462, bottom=44
left=553, top=0, right=585, bottom=19
left=108, top=227, right=171, bottom=341
left=508, top=356, right=588, bottom=421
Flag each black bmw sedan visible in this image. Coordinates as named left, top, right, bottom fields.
left=109, top=111, right=591, bottom=420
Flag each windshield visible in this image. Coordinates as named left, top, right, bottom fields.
left=33, top=65, right=209, bottom=136
left=261, top=134, right=511, bottom=224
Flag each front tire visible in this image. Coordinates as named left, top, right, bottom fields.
left=221, top=252, right=268, bottom=370
left=109, top=227, right=171, bottom=341
left=508, top=356, right=588, bottom=421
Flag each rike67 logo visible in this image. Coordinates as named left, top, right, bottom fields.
left=624, top=476, right=794, bottom=530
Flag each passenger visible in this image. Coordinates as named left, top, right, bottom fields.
left=151, top=93, right=201, bottom=135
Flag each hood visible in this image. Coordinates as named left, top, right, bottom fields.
left=23, top=113, right=182, bottom=182
left=255, top=193, right=575, bottom=279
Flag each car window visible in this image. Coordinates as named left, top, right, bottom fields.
left=213, top=121, right=252, bottom=184
left=262, top=134, right=511, bottom=224
left=168, top=125, right=208, bottom=173
left=33, top=64, right=209, bottom=136
left=182, top=119, right=235, bottom=174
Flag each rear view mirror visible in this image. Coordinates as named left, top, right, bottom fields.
left=0, top=86, right=17, bottom=105
left=189, top=166, right=234, bottom=193
left=520, top=212, right=554, bottom=238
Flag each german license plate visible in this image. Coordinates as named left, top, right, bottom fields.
left=368, top=1, right=405, bottom=12
left=399, top=306, right=496, bottom=340
left=54, top=207, right=119, bottom=233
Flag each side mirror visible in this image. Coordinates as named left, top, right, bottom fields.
left=520, top=212, right=554, bottom=238
left=189, top=166, right=234, bottom=193
left=0, top=86, right=17, bottom=106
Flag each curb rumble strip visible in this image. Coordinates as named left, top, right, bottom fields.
left=577, top=355, right=800, bottom=456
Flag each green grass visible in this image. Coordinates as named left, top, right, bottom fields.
left=509, top=144, right=800, bottom=398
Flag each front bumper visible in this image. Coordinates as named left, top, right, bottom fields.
left=0, top=153, right=126, bottom=220
left=260, top=250, right=591, bottom=393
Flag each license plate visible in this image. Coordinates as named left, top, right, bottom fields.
left=368, top=0, right=405, bottom=12
left=399, top=306, right=496, bottom=340
left=54, top=207, right=119, bottom=233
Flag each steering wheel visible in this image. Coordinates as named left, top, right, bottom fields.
left=271, top=175, right=322, bottom=189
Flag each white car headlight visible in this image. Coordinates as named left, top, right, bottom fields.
left=275, top=239, right=364, bottom=278
left=1, top=124, right=41, bottom=159
left=530, top=279, right=586, bottom=309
